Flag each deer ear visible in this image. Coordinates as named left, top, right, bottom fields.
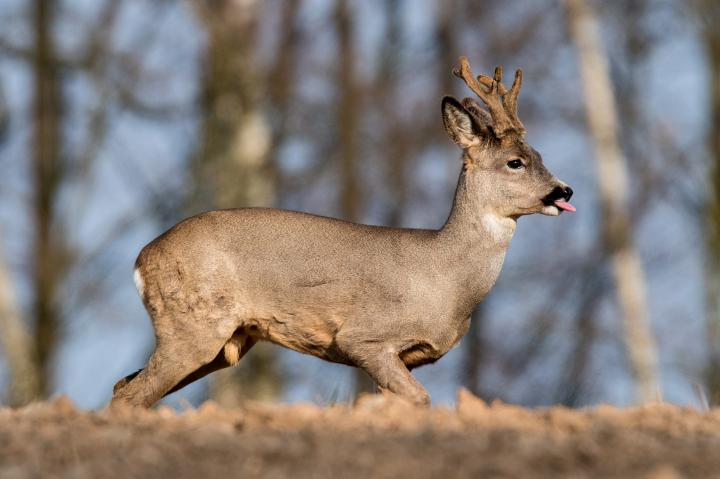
left=442, top=96, right=482, bottom=148
left=461, top=98, right=493, bottom=136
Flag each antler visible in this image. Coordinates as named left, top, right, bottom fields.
left=452, top=56, right=525, bottom=138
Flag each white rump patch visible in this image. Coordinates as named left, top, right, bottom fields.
left=133, top=268, right=145, bottom=297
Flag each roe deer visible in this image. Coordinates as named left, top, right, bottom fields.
left=111, top=57, right=574, bottom=408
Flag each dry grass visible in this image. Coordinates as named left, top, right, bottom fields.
left=1, top=390, right=719, bottom=478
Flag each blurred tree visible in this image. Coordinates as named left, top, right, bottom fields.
left=189, top=0, right=282, bottom=405
left=552, top=0, right=658, bottom=408
left=0, top=236, right=40, bottom=405
left=463, top=303, right=490, bottom=399
left=554, top=262, right=604, bottom=406
left=0, top=0, right=189, bottom=405
left=335, top=0, right=361, bottom=228
left=379, top=0, right=409, bottom=229
left=0, top=80, right=8, bottom=141
left=265, top=0, right=301, bottom=183
left=0, top=0, right=63, bottom=404
left=29, top=0, right=66, bottom=399
left=698, top=0, right=720, bottom=404
left=564, top=0, right=660, bottom=403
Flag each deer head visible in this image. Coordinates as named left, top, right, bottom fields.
left=442, top=57, right=574, bottom=218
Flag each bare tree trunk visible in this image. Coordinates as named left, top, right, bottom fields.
left=564, top=0, right=660, bottom=403
left=436, top=0, right=459, bottom=95
left=698, top=0, right=720, bottom=404
left=462, top=303, right=489, bottom=399
left=1, top=1, right=199, bottom=406
left=31, top=0, right=64, bottom=399
left=190, top=0, right=280, bottom=406
left=379, top=0, right=408, bottom=228
left=266, top=0, right=300, bottom=186
left=190, top=0, right=274, bottom=211
left=0, top=236, right=41, bottom=406
left=335, top=0, right=361, bottom=224
left=556, top=269, right=603, bottom=406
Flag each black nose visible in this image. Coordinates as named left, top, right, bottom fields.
left=543, top=185, right=574, bottom=206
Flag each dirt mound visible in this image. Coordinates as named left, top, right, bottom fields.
left=1, top=390, right=719, bottom=479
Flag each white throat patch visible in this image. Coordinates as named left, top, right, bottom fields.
left=480, top=213, right=516, bottom=243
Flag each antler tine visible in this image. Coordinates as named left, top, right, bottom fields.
left=452, top=56, right=492, bottom=104
left=452, top=57, right=521, bottom=138
left=504, top=69, right=525, bottom=134
left=477, top=74, right=508, bottom=95
left=493, top=66, right=503, bottom=87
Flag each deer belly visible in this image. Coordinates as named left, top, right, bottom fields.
left=260, top=312, right=349, bottom=364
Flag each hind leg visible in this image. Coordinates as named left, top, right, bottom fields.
left=163, top=334, right=256, bottom=398
left=110, top=331, right=231, bottom=409
left=112, top=369, right=141, bottom=395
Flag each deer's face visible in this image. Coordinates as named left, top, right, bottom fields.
left=465, top=139, right=574, bottom=218
left=442, top=95, right=574, bottom=218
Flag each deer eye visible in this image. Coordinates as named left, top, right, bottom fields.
left=507, top=159, right=524, bottom=169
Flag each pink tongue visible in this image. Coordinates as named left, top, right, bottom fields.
left=554, top=200, right=576, bottom=213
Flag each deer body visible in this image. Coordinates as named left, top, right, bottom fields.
left=111, top=58, right=573, bottom=408
left=135, top=179, right=511, bottom=365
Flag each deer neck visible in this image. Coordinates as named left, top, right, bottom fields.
left=438, top=167, right=517, bottom=305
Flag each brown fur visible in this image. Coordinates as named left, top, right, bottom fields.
left=110, top=58, right=572, bottom=409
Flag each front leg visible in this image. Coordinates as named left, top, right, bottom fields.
left=337, top=333, right=430, bottom=406
left=364, top=351, right=431, bottom=406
